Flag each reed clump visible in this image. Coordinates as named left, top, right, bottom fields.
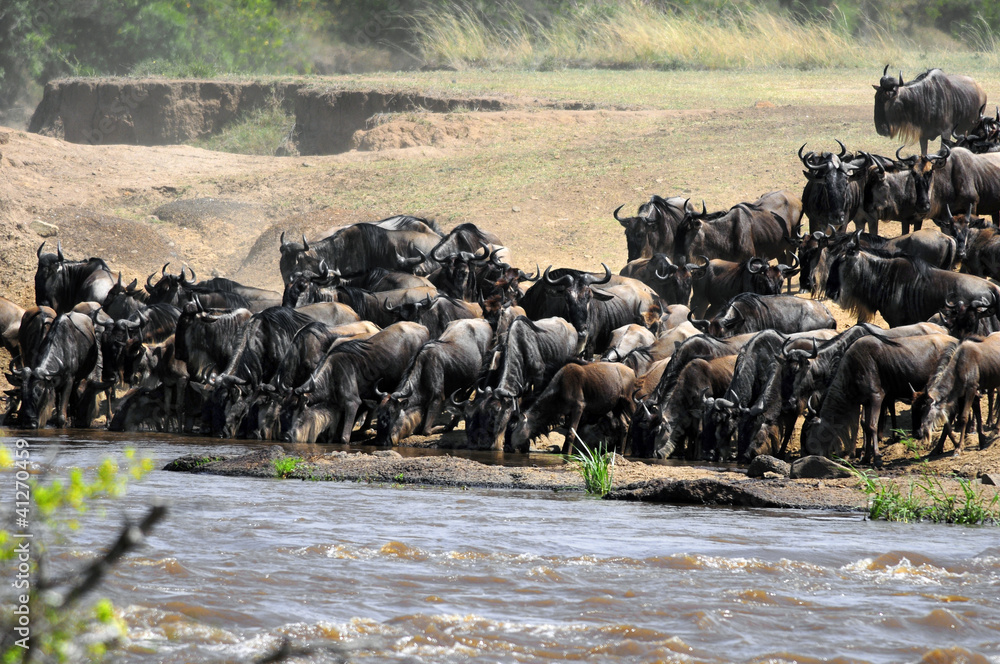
left=847, top=462, right=1000, bottom=525
left=563, top=433, right=615, bottom=496
left=273, top=456, right=305, bottom=479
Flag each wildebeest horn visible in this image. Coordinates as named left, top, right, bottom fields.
left=944, top=292, right=958, bottom=308
left=161, top=262, right=170, bottom=278
left=825, top=224, right=837, bottom=238
left=373, top=379, right=388, bottom=399
left=654, top=264, right=678, bottom=280
left=472, top=242, right=490, bottom=262
left=685, top=255, right=710, bottom=276
left=146, top=272, right=156, bottom=290
left=382, top=298, right=399, bottom=313
left=317, top=259, right=330, bottom=279
left=582, top=263, right=612, bottom=286
left=543, top=265, right=574, bottom=287
left=301, top=234, right=309, bottom=251
left=883, top=64, right=889, bottom=77
left=37, top=241, right=45, bottom=259
left=898, top=71, right=904, bottom=86
left=946, top=203, right=955, bottom=220
left=747, top=257, right=766, bottom=274
left=56, top=241, right=64, bottom=261
left=895, top=146, right=906, bottom=161
left=835, top=139, right=847, bottom=158
left=613, top=204, right=628, bottom=224
left=806, top=393, right=821, bottom=417
left=280, top=231, right=288, bottom=248
left=784, top=251, right=799, bottom=270
left=449, top=388, right=470, bottom=407
left=687, top=310, right=710, bottom=331
left=518, top=264, right=542, bottom=282
left=700, top=200, right=707, bottom=216
left=397, top=247, right=427, bottom=268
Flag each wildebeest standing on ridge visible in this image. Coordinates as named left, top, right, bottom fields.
left=873, top=66, right=987, bottom=155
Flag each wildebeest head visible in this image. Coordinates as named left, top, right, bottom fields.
left=614, top=196, right=689, bottom=262
left=799, top=142, right=858, bottom=230
left=892, top=145, right=949, bottom=216
left=541, top=264, right=614, bottom=354
left=647, top=253, right=692, bottom=305
left=281, top=262, right=340, bottom=307
left=933, top=203, right=980, bottom=261
left=19, top=367, right=55, bottom=429
left=783, top=337, right=820, bottom=416
left=433, top=243, right=490, bottom=300
left=702, top=390, right=740, bottom=461
left=278, top=232, right=309, bottom=284
left=873, top=65, right=903, bottom=136
left=798, top=225, right=835, bottom=294
left=936, top=292, right=996, bottom=339
left=465, top=387, right=518, bottom=451
left=145, top=263, right=192, bottom=305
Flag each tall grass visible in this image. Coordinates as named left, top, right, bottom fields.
left=563, top=432, right=615, bottom=496
left=411, top=2, right=905, bottom=71
left=846, top=461, right=1000, bottom=525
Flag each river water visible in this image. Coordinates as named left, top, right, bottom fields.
left=4, top=431, right=1000, bottom=663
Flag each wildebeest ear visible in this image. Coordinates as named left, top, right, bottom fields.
left=872, top=84, right=881, bottom=91
left=590, top=288, right=615, bottom=301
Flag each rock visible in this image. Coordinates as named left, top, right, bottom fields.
left=162, top=454, right=231, bottom=472
left=790, top=455, right=852, bottom=480
left=29, top=219, right=58, bottom=237
left=373, top=450, right=402, bottom=458
left=747, top=455, right=790, bottom=478
left=980, top=473, right=1000, bottom=486
left=511, top=206, right=521, bottom=213
left=763, top=471, right=784, bottom=480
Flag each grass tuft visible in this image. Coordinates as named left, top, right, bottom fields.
left=843, top=459, right=1000, bottom=525
left=273, top=456, right=305, bottom=479
left=196, top=101, right=296, bottom=156
left=563, top=432, right=615, bottom=496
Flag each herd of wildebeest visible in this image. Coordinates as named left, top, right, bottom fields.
left=5, top=67, right=1000, bottom=466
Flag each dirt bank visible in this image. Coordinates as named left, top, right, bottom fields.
left=165, top=446, right=871, bottom=510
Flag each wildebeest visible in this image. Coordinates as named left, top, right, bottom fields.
left=613, top=195, right=691, bottom=261
left=803, top=226, right=958, bottom=295
left=507, top=361, right=637, bottom=454
left=0, top=296, right=25, bottom=360
left=286, top=321, right=430, bottom=444
left=928, top=146, right=1000, bottom=224
left=386, top=295, right=482, bottom=339
left=619, top=254, right=692, bottom=305
left=374, top=319, right=492, bottom=445
left=279, top=216, right=442, bottom=282
left=687, top=255, right=799, bottom=318
left=34, top=242, right=116, bottom=314
left=801, top=333, right=956, bottom=463
left=799, top=143, right=867, bottom=233
left=873, top=66, right=986, bottom=155
left=465, top=316, right=577, bottom=450
left=628, top=332, right=755, bottom=457
left=688, top=293, right=835, bottom=338
left=521, top=265, right=656, bottom=356
left=920, top=333, right=1000, bottom=455
left=19, top=312, right=101, bottom=428
left=862, top=147, right=949, bottom=235
left=673, top=201, right=793, bottom=265
left=823, top=240, right=1000, bottom=327
left=637, top=354, right=736, bottom=459
left=601, top=324, right=656, bottom=363
left=174, top=305, right=253, bottom=382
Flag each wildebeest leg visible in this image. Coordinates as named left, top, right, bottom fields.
left=920, top=137, right=929, bottom=156
left=421, top=395, right=445, bottom=435
left=54, top=381, right=74, bottom=428
left=974, top=396, right=985, bottom=448
left=863, top=394, right=884, bottom=465
left=986, top=390, right=996, bottom=430
left=562, top=405, right=585, bottom=456
left=337, top=398, right=362, bottom=445
left=955, top=390, right=976, bottom=456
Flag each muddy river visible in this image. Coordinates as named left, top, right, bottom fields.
left=5, top=432, right=999, bottom=663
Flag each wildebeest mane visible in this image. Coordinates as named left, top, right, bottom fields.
left=825, top=250, right=935, bottom=322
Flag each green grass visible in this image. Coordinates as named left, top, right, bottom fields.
left=272, top=456, right=305, bottom=479
left=195, top=102, right=295, bottom=156
left=845, top=460, right=1000, bottom=525
left=563, top=433, right=615, bottom=496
